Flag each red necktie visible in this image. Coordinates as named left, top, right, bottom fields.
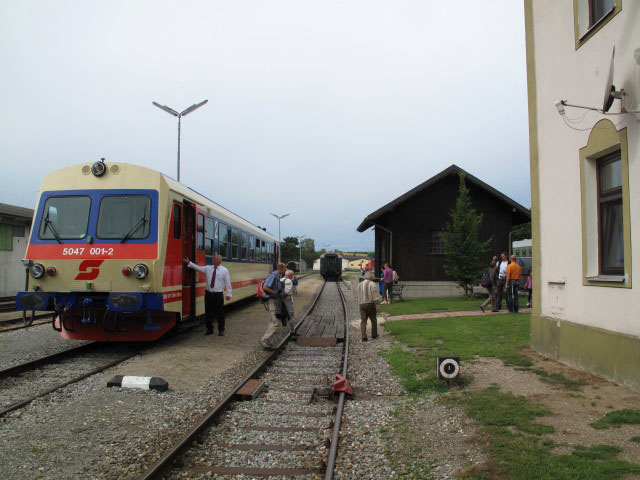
left=210, top=267, right=217, bottom=290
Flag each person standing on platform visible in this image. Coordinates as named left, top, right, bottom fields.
left=184, top=254, right=232, bottom=336
left=496, top=252, right=509, bottom=311
left=505, top=254, right=522, bottom=313
left=480, top=261, right=498, bottom=313
left=357, top=271, right=381, bottom=341
left=382, top=263, right=396, bottom=304
left=260, top=262, right=287, bottom=350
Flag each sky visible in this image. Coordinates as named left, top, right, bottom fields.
left=0, top=0, right=530, bottom=252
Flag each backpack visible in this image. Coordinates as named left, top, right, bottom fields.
left=481, top=270, right=492, bottom=288
left=257, top=279, right=267, bottom=298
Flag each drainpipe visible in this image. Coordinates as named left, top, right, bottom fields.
left=369, top=221, right=392, bottom=270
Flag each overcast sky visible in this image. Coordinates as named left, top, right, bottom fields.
left=0, top=1, right=530, bottom=252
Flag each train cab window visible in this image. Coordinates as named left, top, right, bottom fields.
left=205, top=218, right=215, bottom=257
left=241, top=232, right=248, bottom=260
left=197, top=214, right=205, bottom=252
left=231, top=228, right=239, bottom=259
left=39, top=196, right=91, bottom=240
left=219, top=223, right=228, bottom=258
left=249, top=235, right=255, bottom=261
left=97, top=195, right=151, bottom=240
left=173, top=205, right=181, bottom=239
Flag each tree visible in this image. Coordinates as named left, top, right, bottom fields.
left=439, top=172, right=493, bottom=297
left=300, top=238, right=319, bottom=271
left=279, top=236, right=299, bottom=263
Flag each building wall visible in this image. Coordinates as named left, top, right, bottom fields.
left=0, top=225, right=31, bottom=296
left=526, top=0, right=640, bottom=389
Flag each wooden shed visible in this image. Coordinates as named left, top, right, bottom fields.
left=356, top=165, right=530, bottom=297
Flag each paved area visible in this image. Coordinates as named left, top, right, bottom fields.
left=386, top=307, right=532, bottom=321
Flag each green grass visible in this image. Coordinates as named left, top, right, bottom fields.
left=590, top=409, right=640, bottom=429
left=382, top=313, right=531, bottom=393
left=380, top=296, right=486, bottom=316
left=630, top=436, right=640, bottom=443
left=457, top=385, right=554, bottom=435
left=514, top=367, right=587, bottom=390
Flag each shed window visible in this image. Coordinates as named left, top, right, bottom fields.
left=0, top=224, right=12, bottom=250
left=429, top=230, right=445, bottom=254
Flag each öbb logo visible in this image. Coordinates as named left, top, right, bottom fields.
left=75, top=260, right=104, bottom=280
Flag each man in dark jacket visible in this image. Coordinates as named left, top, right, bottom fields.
left=260, top=262, right=287, bottom=350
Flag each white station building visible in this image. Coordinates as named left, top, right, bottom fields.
left=525, top=0, right=640, bottom=390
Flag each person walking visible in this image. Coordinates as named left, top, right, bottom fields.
left=260, top=262, right=287, bottom=350
left=357, top=271, right=381, bottom=341
left=281, top=270, right=298, bottom=337
left=505, top=254, right=522, bottom=313
left=184, top=254, right=232, bottom=336
left=480, top=261, right=498, bottom=313
left=382, top=263, right=396, bottom=304
left=496, top=252, right=508, bottom=311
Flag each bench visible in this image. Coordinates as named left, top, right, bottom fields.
left=390, top=284, right=404, bottom=302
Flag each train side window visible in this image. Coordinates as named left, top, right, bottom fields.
left=205, top=217, right=214, bottom=257
left=269, top=243, right=273, bottom=263
left=241, top=232, right=248, bottom=260
left=231, top=228, right=239, bottom=259
left=261, top=240, right=266, bottom=262
left=197, top=214, right=205, bottom=252
left=249, top=235, right=255, bottom=261
left=219, top=223, right=228, bottom=258
left=173, top=205, right=181, bottom=239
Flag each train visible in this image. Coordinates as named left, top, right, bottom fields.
left=319, top=253, right=342, bottom=280
left=16, top=160, right=278, bottom=341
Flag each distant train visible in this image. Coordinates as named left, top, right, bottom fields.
left=16, top=160, right=278, bottom=341
left=320, top=253, right=342, bottom=280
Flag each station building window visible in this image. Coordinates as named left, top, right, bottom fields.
left=574, top=0, right=620, bottom=49
left=0, top=224, right=13, bottom=250
left=219, top=223, right=228, bottom=258
left=579, top=119, right=630, bottom=287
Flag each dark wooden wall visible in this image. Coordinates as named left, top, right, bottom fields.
left=374, top=173, right=529, bottom=281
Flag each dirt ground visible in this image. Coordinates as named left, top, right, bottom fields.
left=465, top=350, right=640, bottom=464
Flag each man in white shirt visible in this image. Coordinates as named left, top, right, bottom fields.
left=183, top=254, right=232, bottom=336
left=496, top=252, right=508, bottom=311
left=356, top=271, right=382, bottom=341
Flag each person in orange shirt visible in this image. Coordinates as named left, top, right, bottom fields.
left=505, top=254, right=522, bottom=313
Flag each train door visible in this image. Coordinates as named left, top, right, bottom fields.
left=182, top=201, right=196, bottom=319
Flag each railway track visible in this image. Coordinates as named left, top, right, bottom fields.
left=0, top=341, right=145, bottom=418
left=136, top=279, right=350, bottom=479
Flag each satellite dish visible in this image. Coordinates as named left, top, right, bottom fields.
left=603, top=46, right=616, bottom=113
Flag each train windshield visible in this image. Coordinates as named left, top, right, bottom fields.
left=97, top=195, right=151, bottom=240
left=39, top=196, right=91, bottom=240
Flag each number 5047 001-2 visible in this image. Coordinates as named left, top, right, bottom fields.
left=62, top=247, right=85, bottom=256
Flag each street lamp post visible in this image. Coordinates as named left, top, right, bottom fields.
left=270, top=213, right=289, bottom=245
left=297, top=234, right=307, bottom=272
left=152, top=99, right=208, bottom=182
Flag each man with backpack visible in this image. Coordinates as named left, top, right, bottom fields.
left=259, top=262, right=287, bottom=350
left=480, top=261, right=498, bottom=312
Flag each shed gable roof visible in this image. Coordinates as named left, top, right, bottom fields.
left=356, top=164, right=530, bottom=232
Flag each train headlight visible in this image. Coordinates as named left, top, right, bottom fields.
left=46, top=266, right=57, bottom=276
left=133, top=264, right=148, bottom=279
left=91, top=159, right=106, bottom=177
left=122, top=266, right=132, bottom=277
left=30, top=263, right=45, bottom=279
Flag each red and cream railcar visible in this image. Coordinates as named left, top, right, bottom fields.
left=16, top=160, right=278, bottom=341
